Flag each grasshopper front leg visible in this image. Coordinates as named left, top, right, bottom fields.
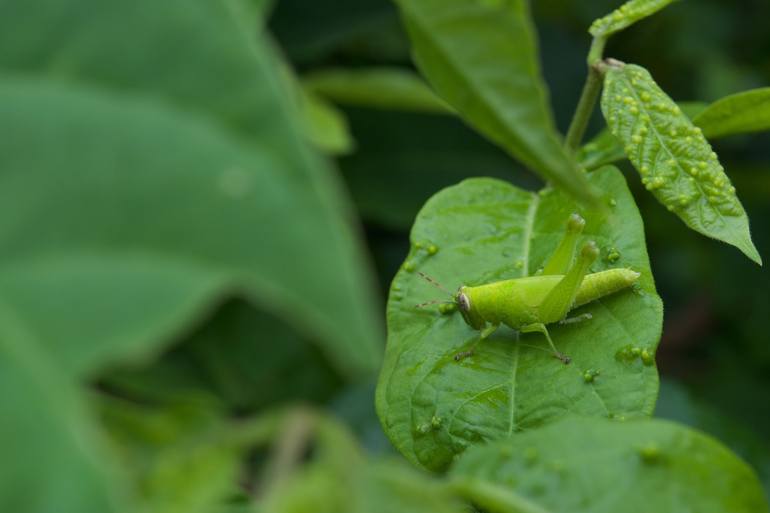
left=454, top=323, right=499, bottom=361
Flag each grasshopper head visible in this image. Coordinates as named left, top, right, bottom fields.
left=456, top=290, right=471, bottom=313
left=455, top=286, right=485, bottom=330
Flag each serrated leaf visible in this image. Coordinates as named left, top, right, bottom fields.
left=693, top=87, right=770, bottom=139
left=589, top=0, right=679, bottom=38
left=303, top=67, right=451, bottom=113
left=376, top=166, right=662, bottom=472
left=579, top=102, right=707, bottom=170
left=0, top=0, right=382, bottom=379
left=450, top=416, right=769, bottom=513
left=393, top=0, right=597, bottom=204
left=601, top=63, right=762, bottom=264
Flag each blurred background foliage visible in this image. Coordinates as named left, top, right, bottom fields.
left=2, top=0, right=769, bottom=511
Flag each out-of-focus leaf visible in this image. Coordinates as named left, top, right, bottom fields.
left=0, top=309, right=125, bottom=513
left=578, top=102, right=707, bottom=170
left=393, top=0, right=598, bottom=204
left=98, top=301, right=343, bottom=416
left=0, top=0, right=382, bottom=379
left=97, top=395, right=240, bottom=513
left=261, top=415, right=465, bottom=513
left=300, top=87, right=356, bottom=155
left=589, top=0, right=679, bottom=38
left=656, top=379, right=770, bottom=495
left=693, top=87, right=770, bottom=139
left=182, top=302, right=343, bottom=412
left=304, top=68, right=450, bottom=114
left=250, top=0, right=276, bottom=20
left=376, top=166, right=662, bottom=471
left=577, top=129, right=628, bottom=171
left=450, top=416, right=769, bottom=513
left=602, top=63, right=761, bottom=264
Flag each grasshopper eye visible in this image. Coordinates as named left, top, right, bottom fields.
left=457, top=293, right=471, bottom=312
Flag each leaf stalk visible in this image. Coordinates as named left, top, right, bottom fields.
left=565, top=37, right=607, bottom=152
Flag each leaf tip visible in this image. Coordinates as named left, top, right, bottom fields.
left=734, top=233, right=762, bottom=266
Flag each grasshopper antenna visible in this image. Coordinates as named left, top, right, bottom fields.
left=417, top=272, right=452, bottom=297
left=415, top=299, right=453, bottom=309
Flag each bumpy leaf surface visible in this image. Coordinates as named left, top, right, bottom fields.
left=602, top=63, right=761, bottom=264
left=579, top=102, right=707, bottom=171
left=376, top=167, right=662, bottom=471
left=451, top=416, right=770, bottom=513
left=589, top=0, right=678, bottom=38
left=393, top=0, right=597, bottom=204
left=693, top=87, right=770, bottom=139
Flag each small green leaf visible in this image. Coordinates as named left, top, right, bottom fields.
left=300, top=86, right=356, bottom=155
left=393, top=0, right=598, bottom=204
left=303, top=67, right=452, bottom=113
left=376, top=166, right=662, bottom=471
left=693, top=87, right=770, bottom=139
left=589, top=0, right=679, bottom=38
left=450, top=416, right=769, bottom=513
left=602, top=63, right=762, bottom=265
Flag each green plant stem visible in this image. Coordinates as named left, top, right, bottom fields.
left=257, top=408, right=318, bottom=494
left=565, top=37, right=607, bottom=152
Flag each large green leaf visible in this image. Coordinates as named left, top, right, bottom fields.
left=0, top=308, right=125, bottom=513
left=693, top=87, right=770, bottom=139
left=602, top=63, right=761, bottom=264
left=0, top=0, right=382, bottom=379
left=450, top=416, right=769, bottom=513
left=376, top=166, right=662, bottom=472
left=392, top=0, right=597, bottom=204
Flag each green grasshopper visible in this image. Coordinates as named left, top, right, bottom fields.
left=418, top=214, right=640, bottom=364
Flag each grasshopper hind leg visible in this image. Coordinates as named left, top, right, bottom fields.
left=520, top=323, right=571, bottom=364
